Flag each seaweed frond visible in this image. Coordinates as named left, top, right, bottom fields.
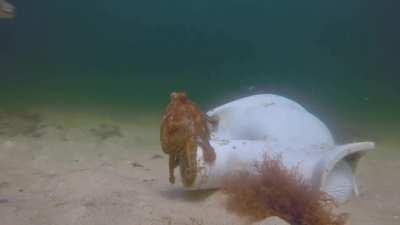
left=221, top=154, right=347, bottom=225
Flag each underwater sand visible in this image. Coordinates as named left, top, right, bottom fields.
left=0, top=108, right=399, bottom=225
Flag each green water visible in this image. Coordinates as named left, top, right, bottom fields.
left=0, top=1, right=399, bottom=148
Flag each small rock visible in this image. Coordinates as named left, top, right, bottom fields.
left=31, top=131, right=44, bottom=138
left=60, top=135, right=69, bottom=141
left=130, top=161, right=144, bottom=168
left=253, top=216, right=291, bottom=225
left=0, top=199, right=9, bottom=204
left=55, top=125, right=64, bottom=130
left=358, top=191, right=367, bottom=198
left=53, top=202, right=66, bottom=207
left=151, top=154, right=163, bottom=159
left=83, top=201, right=96, bottom=208
left=143, top=178, right=155, bottom=182
left=90, top=123, right=123, bottom=140
left=0, top=182, right=10, bottom=189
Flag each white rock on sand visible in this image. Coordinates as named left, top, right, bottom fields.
left=0, top=0, right=14, bottom=13
left=0, top=0, right=14, bottom=19
left=253, top=216, right=290, bottom=225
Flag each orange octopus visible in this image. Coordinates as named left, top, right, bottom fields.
left=160, top=92, right=217, bottom=186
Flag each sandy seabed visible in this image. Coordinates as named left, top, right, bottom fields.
left=0, top=109, right=399, bottom=225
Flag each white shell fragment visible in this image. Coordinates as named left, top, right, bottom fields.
left=253, top=216, right=291, bottom=225
left=180, top=94, right=375, bottom=204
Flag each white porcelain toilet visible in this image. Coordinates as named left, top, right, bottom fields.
left=179, top=94, right=375, bottom=204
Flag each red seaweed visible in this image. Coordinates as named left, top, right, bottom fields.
left=222, top=154, right=347, bottom=225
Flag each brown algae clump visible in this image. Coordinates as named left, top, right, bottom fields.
left=222, top=154, right=347, bottom=225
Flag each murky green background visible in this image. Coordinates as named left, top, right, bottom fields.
left=0, top=1, right=399, bottom=149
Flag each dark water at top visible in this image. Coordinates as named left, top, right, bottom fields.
left=0, top=1, right=399, bottom=137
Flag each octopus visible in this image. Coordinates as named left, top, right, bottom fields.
left=160, top=92, right=218, bottom=186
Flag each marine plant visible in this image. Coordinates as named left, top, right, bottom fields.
left=222, top=154, right=347, bottom=225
